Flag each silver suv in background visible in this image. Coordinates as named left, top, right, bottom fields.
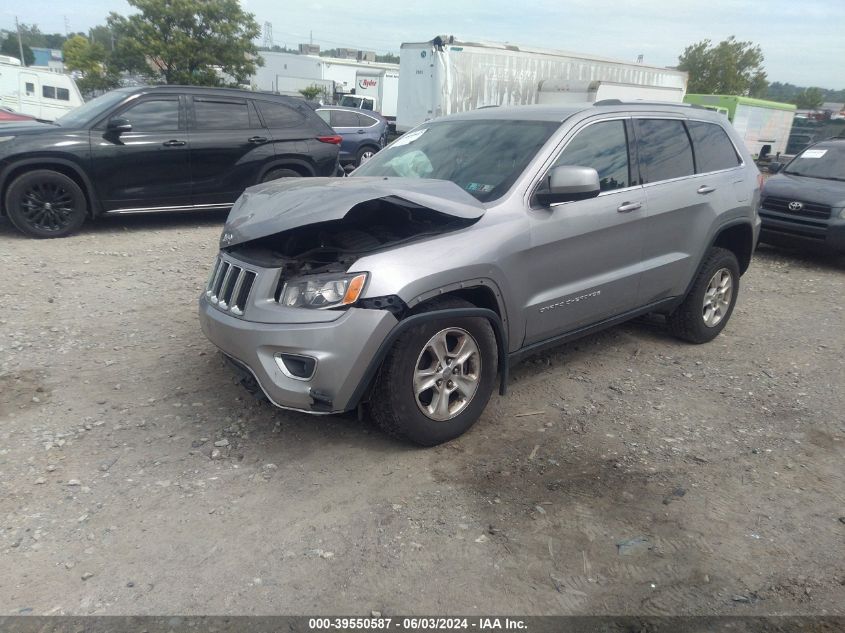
left=199, top=103, right=761, bottom=445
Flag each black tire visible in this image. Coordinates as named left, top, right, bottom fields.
left=5, top=170, right=87, bottom=238
left=370, top=298, right=498, bottom=446
left=668, top=247, right=740, bottom=344
left=261, top=168, right=300, bottom=183
left=355, top=145, right=378, bottom=167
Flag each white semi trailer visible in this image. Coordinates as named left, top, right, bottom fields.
left=397, top=36, right=688, bottom=132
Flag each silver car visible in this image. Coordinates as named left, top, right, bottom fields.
left=199, top=102, right=761, bottom=445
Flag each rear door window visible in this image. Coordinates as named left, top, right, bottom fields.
left=634, top=119, right=695, bottom=183
left=357, top=113, right=379, bottom=127
left=193, top=98, right=252, bottom=130
left=331, top=110, right=361, bottom=128
left=686, top=121, right=741, bottom=173
left=552, top=119, right=631, bottom=191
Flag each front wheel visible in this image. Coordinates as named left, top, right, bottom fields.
left=5, top=170, right=88, bottom=238
left=370, top=298, right=498, bottom=446
left=668, top=247, right=740, bottom=343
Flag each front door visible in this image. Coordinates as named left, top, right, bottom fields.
left=188, top=96, right=273, bottom=206
left=90, top=95, right=191, bottom=211
left=519, top=118, right=647, bottom=346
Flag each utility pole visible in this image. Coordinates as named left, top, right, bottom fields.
left=15, top=17, right=26, bottom=67
left=310, top=30, right=313, bottom=45
left=64, top=15, right=70, bottom=37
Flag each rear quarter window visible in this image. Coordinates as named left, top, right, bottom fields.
left=687, top=121, right=741, bottom=173
left=256, top=100, right=306, bottom=128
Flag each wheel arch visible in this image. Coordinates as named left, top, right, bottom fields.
left=256, top=158, right=316, bottom=182
left=1, top=158, right=99, bottom=217
left=712, top=221, right=754, bottom=274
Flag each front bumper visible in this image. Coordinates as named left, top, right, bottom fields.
left=199, top=295, right=398, bottom=413
left=759, top=207, right=845, bottom=252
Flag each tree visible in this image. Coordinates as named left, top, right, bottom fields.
left=108, top=0, right=262, bottom=85
left=794, top=87, right=824, bottom=110
left=678, top=36, right=768, bottom=97
left=62, top=35, right=120, bottom=96
left=1, top=36, right=35, bottom=65
left=298, top=84, right=323, bottom=101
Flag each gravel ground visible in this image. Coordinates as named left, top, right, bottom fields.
left=1, top=212, right=843, bottom=616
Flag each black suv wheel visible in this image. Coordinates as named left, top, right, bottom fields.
left=5, top=170, right=88, bottom=238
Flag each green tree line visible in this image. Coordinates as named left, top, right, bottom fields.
left=677, top=36, right=840, bottom=110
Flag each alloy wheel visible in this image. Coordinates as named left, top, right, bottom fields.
left=19, top=182, right=76, bottom=233
left=413, top=327, right=482, bottom=421
left=702, top=268, right=733, bottom=327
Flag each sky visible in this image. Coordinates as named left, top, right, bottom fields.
left=3, top=0, right=843, bottom=89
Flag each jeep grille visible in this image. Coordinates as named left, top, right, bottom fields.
left=206, top=256, right=256, bottom=316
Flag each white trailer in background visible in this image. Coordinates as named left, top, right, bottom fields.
left=252, top=51, right=399, bottom=115
left=339, top=69, right=400, bottom=120
left=537, top=79, right=685, bottom=105
left=0, top=56, right=84, bottom=121
left=397, top=36, right=688, bottom=132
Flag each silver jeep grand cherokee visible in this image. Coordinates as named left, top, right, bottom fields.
left=199, top=102, right=761, bottom=445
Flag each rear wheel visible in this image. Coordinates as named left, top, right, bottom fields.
left=355, top=146, right=378, bottom=167
left=668, top=247, right=740, bottom=343
left=260, top=168, right=300, bottom=183
left=5, top=170, right=87, bottom=238
left=370, top=298, right=498, bottom=446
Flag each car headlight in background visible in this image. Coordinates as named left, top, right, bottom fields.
left=279, top=273, right=367, bottom=309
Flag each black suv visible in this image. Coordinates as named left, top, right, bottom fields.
left=761, top=139, right=845, bottom=253
left=0, top=86, right=341, bottom=238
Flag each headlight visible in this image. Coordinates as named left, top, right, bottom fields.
left=279, top=273, right=367, bottom=309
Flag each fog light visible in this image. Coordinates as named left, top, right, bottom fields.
left=274, top=353, right=317, bottom=380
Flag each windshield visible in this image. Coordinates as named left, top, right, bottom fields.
left=353, top=119, right=560, bottom=202
left=340, top=96, right=362, bottom=107
left=783, top=145, right=845, bottom=181
left=55, top=90, right=132, bottom=128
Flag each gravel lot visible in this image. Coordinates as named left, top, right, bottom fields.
left=1, top=212, right=843, bottom=616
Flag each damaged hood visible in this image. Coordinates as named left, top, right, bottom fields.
left=221, top=177, right=486, bottom=247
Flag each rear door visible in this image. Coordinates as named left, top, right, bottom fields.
left=328, top=108, right=363, bottom=161
left=188, top=95, right=272, bottom=206
left=635, top=117, right=742, bottom=304
left=256, top=99, right=337, bottom=176
left=89, top=95, right=191, bottom=211
left=522, top=117, right=647, bottom=344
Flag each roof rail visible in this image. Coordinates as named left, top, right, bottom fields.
left=593, top=99, right=706, bottom=110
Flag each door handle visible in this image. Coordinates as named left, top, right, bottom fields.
left=356, top=129, right=364, bottom=134
left=162, top=139, right=186, bottom=147
left=697, top=185, right=716, bottom=194
left=617, top=201, right=642, bottom=213
left=248, top=136, right=268, bottom=144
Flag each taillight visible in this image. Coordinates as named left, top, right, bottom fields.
left=757, top=173, right=764, bottom=189
left=317, top=135, right=343, bottom=145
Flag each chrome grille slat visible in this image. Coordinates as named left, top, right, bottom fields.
left=206, top=256, right=256, bottom=316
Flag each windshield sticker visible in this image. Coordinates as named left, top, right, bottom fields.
left=801, top=149, right=827, bottom=158
left=466, top=183, right=494, bottom=193
left=391, top=129, right=427, bottom=147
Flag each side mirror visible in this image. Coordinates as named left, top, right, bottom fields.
left=536, top=165, right=601, bottom=206
left=107, top=117, right=132, bottom=134
left=767, top=162, right=783, bottom=174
